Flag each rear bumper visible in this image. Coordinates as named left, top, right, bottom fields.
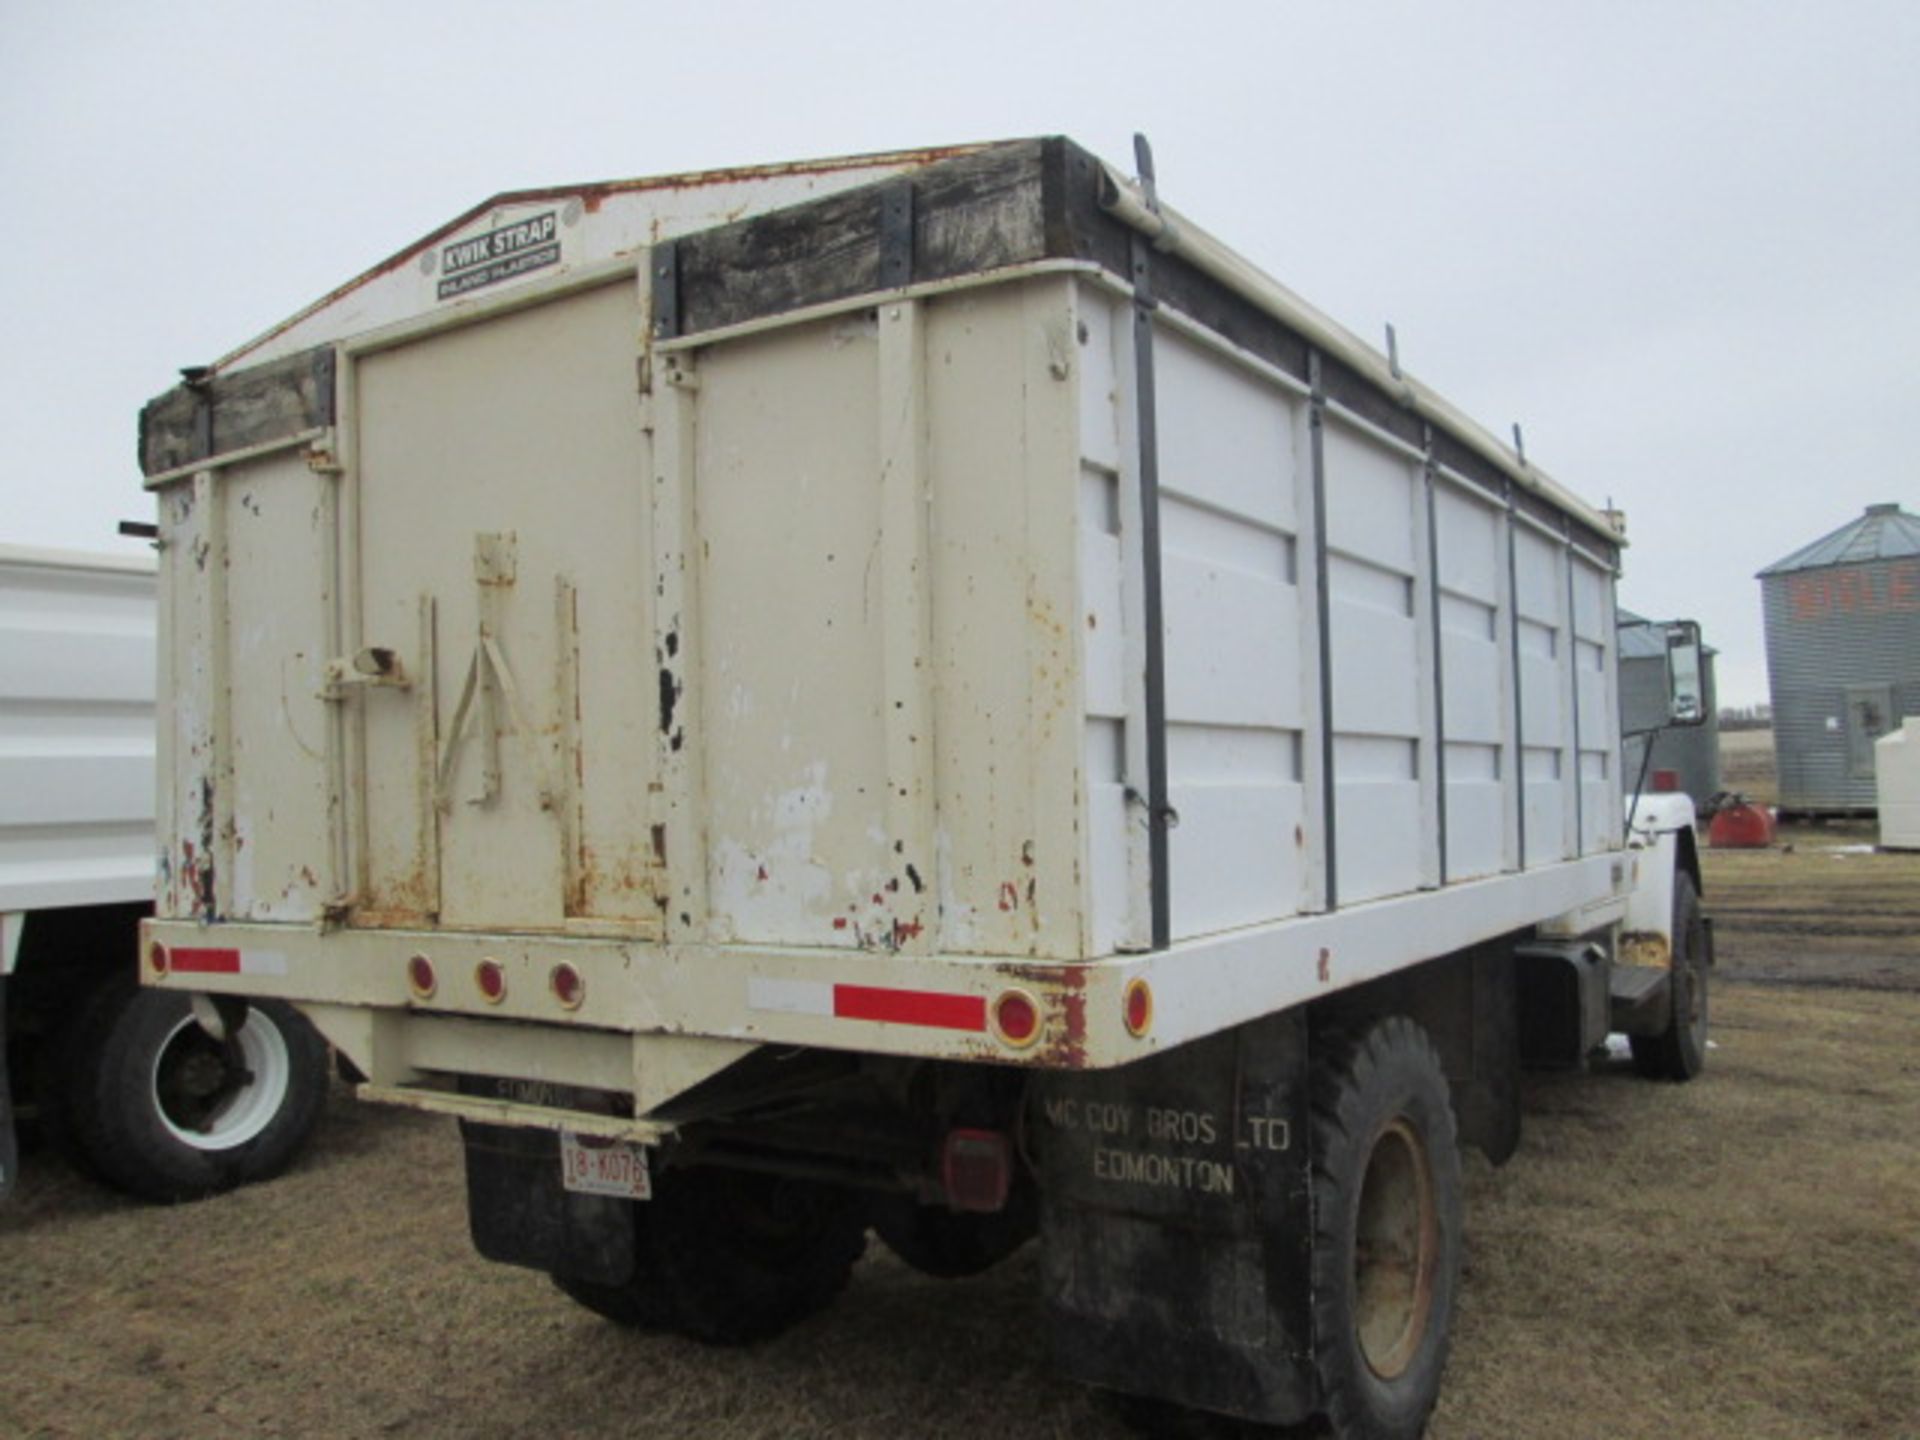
left=143, top=852, right=1624, bottom=1099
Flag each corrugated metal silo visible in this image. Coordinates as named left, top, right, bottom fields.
left=1618, top=609, right=1721, bottom=808
left=1758, top=502, right=1920, bottom=815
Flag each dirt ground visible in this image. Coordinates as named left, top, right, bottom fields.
left=3, top=732, right=1917, bottom=1440
left=1708, top=726, right=1918, bottom=992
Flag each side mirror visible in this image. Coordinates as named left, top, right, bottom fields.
left=1665, top=621, right=1705, bottom=726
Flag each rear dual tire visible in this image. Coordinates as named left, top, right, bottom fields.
left=553, top=1165, right=868, bottom=1344
left=871, top=1176, right=1037, bottom=1279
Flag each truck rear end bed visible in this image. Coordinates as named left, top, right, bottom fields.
left=137, top=137, right=1708, bottom=1438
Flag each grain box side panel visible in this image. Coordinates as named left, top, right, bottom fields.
left=353, top=280, right=657, bottom=931
left=1434, top=477, right=1512, bottom=880
left=1074, top=287, right=1137, bottom=956
left=1323, top=413, right=1426, bottom=904
left=926, top=279, right=1086, bottom=959
left=1513, top=522, right=1572, bottom=867
left=157, top=481, right=216, bottom=919
left=220, top=451, right=332, bottom=921
left=1152, top=326, right=1311, bottom=939
left=1570, top=554, right=1620, bottom=855
left=693, top=312, right=894, bottom=948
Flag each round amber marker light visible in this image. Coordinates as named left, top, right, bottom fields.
left=992, top=989, right=1041, bottom=1048
left=1123, top=978, right=1154, bottom=1038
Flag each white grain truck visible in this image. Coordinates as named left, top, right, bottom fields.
left=0, top=545, right=326, bottom=1204
left=134, top=138, right=1710, bottom=1438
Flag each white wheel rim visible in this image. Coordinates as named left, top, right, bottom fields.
left=151, top=1010, right=292, bottom=1151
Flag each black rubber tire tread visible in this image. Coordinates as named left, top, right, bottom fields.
left=59, top=979, right=329, bottom=1204
left=1309, top=1016, right=1463, bottom=1440
left=871, top=1178, right=1037, bottom=1279
left=554, top=1165, right=867, bottom=1345
left=550, top=1266, right=679, bottom=1331
left=1629, top=872, right=1709, bottom=1082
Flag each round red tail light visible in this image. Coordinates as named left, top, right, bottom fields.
left=148, top=942, right=169, bottom=977
left=475, top=958, right=507, bottom=1004
left=1123, top=978, right=1154, bottom=1038
left=991, top=988, right=1041, bottom=1048
left=550, top=962, right=584, bottom=1010
left=407, top=953, right=437, bottom=1000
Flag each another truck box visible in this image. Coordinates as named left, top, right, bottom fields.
left=136, top=137, right=1710, bottom=1436
left=0, top=544, right=326, bottom=1203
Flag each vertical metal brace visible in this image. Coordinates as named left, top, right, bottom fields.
left=1128, top=133, right=1173, bottom=952
left=1308, top=349, right=1337, bottom=912
left=415, top=594, right=442, bottom=920
left=650, top=240, right=680, bottom=341
left=311, top=347, right=339, bottom=429
left=1505, top=480, right=1527, bottom=870
left=877, top=182, right=916, bottom=291
left=190, top=394, right=214, bottom=467
left=1424, top=426, right=1448, bottom=886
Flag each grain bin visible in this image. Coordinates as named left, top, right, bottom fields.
left=1618, top=608, right=1721, bottom=807
left=1757, top=503, right=1920, bottom=816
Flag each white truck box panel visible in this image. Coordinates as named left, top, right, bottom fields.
left=0, top=547, right=156, bottom=915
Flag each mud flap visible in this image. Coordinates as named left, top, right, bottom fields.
left=1035, top=1010, right=1315, bottom=1427
left=458, top=1119, right=636, bottom=1286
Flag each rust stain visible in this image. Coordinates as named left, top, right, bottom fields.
left=348, top=906, right=436, bottom=930
left=1002, top=962, right=1090, bottom=1070
left=1619, top=931, right=1672, bottom=969
left=1316, top=947, right=1332, bottom=984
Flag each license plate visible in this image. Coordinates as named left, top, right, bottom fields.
left=559, top=1131, right=652, bottom=1200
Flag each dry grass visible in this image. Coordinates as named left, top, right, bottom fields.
left=5, top=980, right=1916, bottom=1440
left=1439, top=986, right=1920, bottom=1440
left=1720, top=727, right=1778, bottom=806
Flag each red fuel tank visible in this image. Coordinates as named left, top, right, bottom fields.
left=1708, top=801, right=1775, bottom=849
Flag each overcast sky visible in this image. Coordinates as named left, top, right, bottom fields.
left=3, top=1, right=1915, bottom=707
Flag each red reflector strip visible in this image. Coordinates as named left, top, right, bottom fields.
left=168, top=947, right=241, bottom=975
left=832, top=984, right=987, bottom=1032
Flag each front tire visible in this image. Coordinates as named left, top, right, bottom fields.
left=59, top=981, right=328, bottom=1203
left=1310, top=1017, right=1463, bottom=1440
left=1630, top=872, right=1708, bottom=1082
